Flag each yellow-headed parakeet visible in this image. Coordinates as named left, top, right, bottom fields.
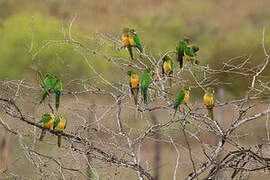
left=122, top=27, right=133, bottom=59
left=128, top=69, right=139, bottom=105
left=129, top=29, right=143, bottom=53
left=173, top=86, right=190, bottom=117
left=53, top=114, right=67, bottom=148
left=203, top=87, right=215, bottom=119
left=140, top=68, right=151, bottom=104
left=38, top=112, right=55, bottom=141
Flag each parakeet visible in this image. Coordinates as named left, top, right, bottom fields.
left=122, top=28, right=133, bottom=59
left=38, top=112, right=55, bottom=141
left=129, top=29, right=143, bottom=53
left=173, top=86, right=190, bottom=117
left=140, top=69, right=151, bottom=104
left=203, top=87, right=215, bottom=119
left=40, top=74, right=58, bottom=104
left=128, top=69, right=139, bottom=105
left=53, top=114, right=67, bottom=148
left=176, top=39, right=189, bottom=69
left=54, top=80, right=63, bottom=111
left=162, top=55, right=174, bottom=87
left=184, top=46, right=197, bottom=61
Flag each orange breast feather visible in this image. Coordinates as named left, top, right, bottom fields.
left=131, top=75, right=139, bottom=88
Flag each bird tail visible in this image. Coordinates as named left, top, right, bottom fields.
left=40, top=90, right=48, bottom=104
left=143, top=88, right=148, bottom=105
left=179, top=56, right=183, bottom=69
left=127, top=46, right=133, bottom=59
left=176, top=54, right=183, bottom=69
left=168, top=77, right=172, bottom=87
left=55, top=94, right=60, bottom=111
left=57, top=135, right=62, bottom=147
left=137, top=45, right=143, bottom=53
left=207, top=107, right=214, bottom=119
left=133, top=88, right=138, bottom=105
left=173, top=102, right=179, bottom=118
left=39, top=129, right=46, bottom=141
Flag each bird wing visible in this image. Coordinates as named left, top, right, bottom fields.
left=38, top=113, right=52, bottom=123
left=44, top=75, right=57, bottom=89
left=134, top=35, right=143, bottom=53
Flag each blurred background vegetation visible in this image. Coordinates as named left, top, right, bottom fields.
left=0, top=0, right=269, bottom=96
left=1, top=1, right=270, bottom=179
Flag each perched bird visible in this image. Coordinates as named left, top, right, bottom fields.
left=162, top=55, right=174, bottom=87
left=128, top=69, right=139, bottom=105
left=54, top=80, right=63, bottom=111
left=140, top=69, right=151, bottom=104
left=203, top=87, right=215, bottom=119
left=38, top=112, right=55, bottom=141
left=53, top=114, right=67, bottom=148
left=40, top=74, right=58, bottom=104
left=122, top=27, right=133, bottom=59
left=129, top=29, right=143, bottom=53
left=173, top=86, right=190, bottom=117
left=184, top=45, right=196, bottom=61
left=176, top=39, right=189, bottom=69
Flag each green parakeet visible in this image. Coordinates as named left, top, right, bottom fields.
left=128, top=69, right=139, bottom=105
left=129, top=29, right=143, bottom=53
left=38, top=112, right=55, bottom=141
left=176, top=39, right=188, bottom=69
left=122, top=27, right=133, bottom=59
left=140, top=69, right=151, bottom=104
left=40, top=74, right=58, bottom=104
left=173, top=86, right=190, bottom=117
left=203, top=87, right=215, bottom=119
left=53, top=114, right=67, bottom=148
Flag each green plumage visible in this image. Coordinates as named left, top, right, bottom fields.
left=173, top=91, right=185, bottom=112
left=38, top=113, right=54, bottom=141
left=40, top=74, right=58, bottom=103
left=53, top=115, right=67, bottom=148
left=173, top=86, right=190, bottom=117
left=53, top=117, right=60, bottom=129
left=140, top=69, right=151, bottom=105
left=129, top=29, right=143, bottom=53
left=176, top=40, right=188, bottom=68
left=184, top=46, right=196, bottom=60
left=38, top=113, right=52, bottom=123
left=54, top=80, right=63, bottom=111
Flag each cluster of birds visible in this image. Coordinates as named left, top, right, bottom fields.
left=122, top=27, right=214, bottom=119
left=36, top=28, right=215, bottom=147
left=38, top=74, right=67, bottom=147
